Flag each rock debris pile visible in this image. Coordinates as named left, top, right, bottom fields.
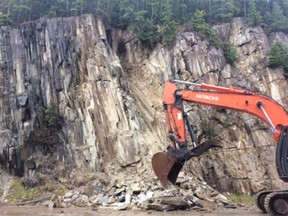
left=46, top=168, right=237, bottom=212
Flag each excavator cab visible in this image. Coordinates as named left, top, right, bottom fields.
left=255, top=126, right=288, bottom=216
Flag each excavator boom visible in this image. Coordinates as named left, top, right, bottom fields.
left=152, top=79, right=288, bottom=215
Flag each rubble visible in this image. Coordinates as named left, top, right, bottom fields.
left=43, top=169, right=238, bottom=213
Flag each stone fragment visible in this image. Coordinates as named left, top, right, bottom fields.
left=117, top=195, right=125, bottom=202
left=81, top=194, right=89, bottom=203
left=107, top=186, right=116, bottom=196
left=157, top=196, right=189, bottom=209
left=115, top=203, right=127, bottom=210
left=214, top=193, right=229, bottom=204
left=48, top=200, right=55, bottom=209
left=113, top=187, right=126, bottom=196
left=130, top=183, right=141, bottom=194
left=108, top=196, right=116, bottom=204
left=224, top=202, right=237, bottom=209
left=137, top=193, right=148, bottom=204
left=17, top=94, right=28, bottom=107
left=146, top=203, right=176, bottom=211
left=99, top=195, right=109, bottom=206
left=125, top=193, right=131, bottom=205
left=64, top=191, right=74, bottom=198
left=146, top=191, right=154, bottom=199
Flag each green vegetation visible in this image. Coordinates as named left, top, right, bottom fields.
left=40, top=181, right=66, bottom=196
left=44, top=103, right=60, bottom=127
left=189, top=10, right=222, bottom=48
left=0, top=13, right=10, bottom=26
left=247, top=0, right=262, bottom=27
left=3, top=0, right=288, bottom=74
left=268, top=42, right=288, bottom=78
left=223, top=43, right=238, bottom=65
left=222, top=118, right=232, bottom=128
left=160, top=1, right=179, bottom=46
left=6, top=178, right=67, bottom=203
left=228, top=193, right=255, bottom=206
left=1, top=0, right=288, bottom=47
left=203, top=123, right=217, bottom=138
left=136, top=19, right=159, bottom=48
left=270, top=2, right=288, bottom=32
left=6, top=178, right=40, bottom=203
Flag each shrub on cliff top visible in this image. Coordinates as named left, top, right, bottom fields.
left=189, top=10, right=222, bottom=49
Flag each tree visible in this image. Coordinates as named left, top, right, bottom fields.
left=189, top=9, right=222, bottom=48
left=8, top=0, right=32, bottom=24
left=70, top=0, right=86, bottom=16
left=137, top=19, right=158, bottom=48
left=0, top=12, right=10, bottom=26
left=223, top=42, right=238, bottom=65
left=189, top=9, right=207, bottom=33
left=160, top=0, right=179, bottom=46
left=247, top=0, right=261, bottom=27
left=268, top=42, right=288, bottom=78
left=242, top=0, right=247, bottom=18
left=210, top=0, right=240, bottom=23
left=270, top=2, right=288, bottom=32
left=280, top=0, right=288, bottom=17
left=268, top=42, right=288, bottom=67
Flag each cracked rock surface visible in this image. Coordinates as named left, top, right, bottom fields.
left=0, top=15, right=288, bottom=199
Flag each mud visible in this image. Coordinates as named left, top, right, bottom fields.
left=1, top=205, right=265, bottom=216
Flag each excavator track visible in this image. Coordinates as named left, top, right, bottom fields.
left=255, top=190, right=273, bottom=213
left=264, top=191, right=288, bottom=216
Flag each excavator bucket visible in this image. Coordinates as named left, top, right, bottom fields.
left=152, top=140, right=221, bottom=188
left=152, top=151, right=183, bottom=188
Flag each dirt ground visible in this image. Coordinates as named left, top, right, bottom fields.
left=1, top=205, right=265, bottom=216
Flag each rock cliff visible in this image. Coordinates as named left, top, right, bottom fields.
left=0, top=15, right=288, bottom=195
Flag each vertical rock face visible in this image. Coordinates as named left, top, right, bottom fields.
left=0, top=15, right=161, bottom=185
left=112, top=18, right=288, bottom=194
left=0, top=15, right=288, bottom=194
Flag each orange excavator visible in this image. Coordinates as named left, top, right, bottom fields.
left=152, top=79, right=288, bottom=216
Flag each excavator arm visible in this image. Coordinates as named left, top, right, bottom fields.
left=163, top=80, right=288, bottom=144
left=152, top=79, right=288, bottom=216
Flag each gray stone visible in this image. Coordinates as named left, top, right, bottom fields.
left=81, top=194, right=89, bottom=203
left=17, top=94, right=28, bottom=107
left=224, top=202, right=237, bottom=209
left=157, top=196, right=189, bottom=209
left=137, top=193, right=148, bottom=203
left=130, top=183, right=141, bottom=193
left=99, top=195, right=109, bottom=206
left=125, top=193, right=131, bottom=205
left=64, top=191, right=74, bottom=198
left=116, top=203, right=127, bottom=210
left=146, top=191, right=154, bottom=199
left=113, top=187, right=126, bottom=196
left=117, top=195, right=125, bottom=202
left=146, top=203, right=176, bottom=211
left=48, top=200, right=55, bottom=209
